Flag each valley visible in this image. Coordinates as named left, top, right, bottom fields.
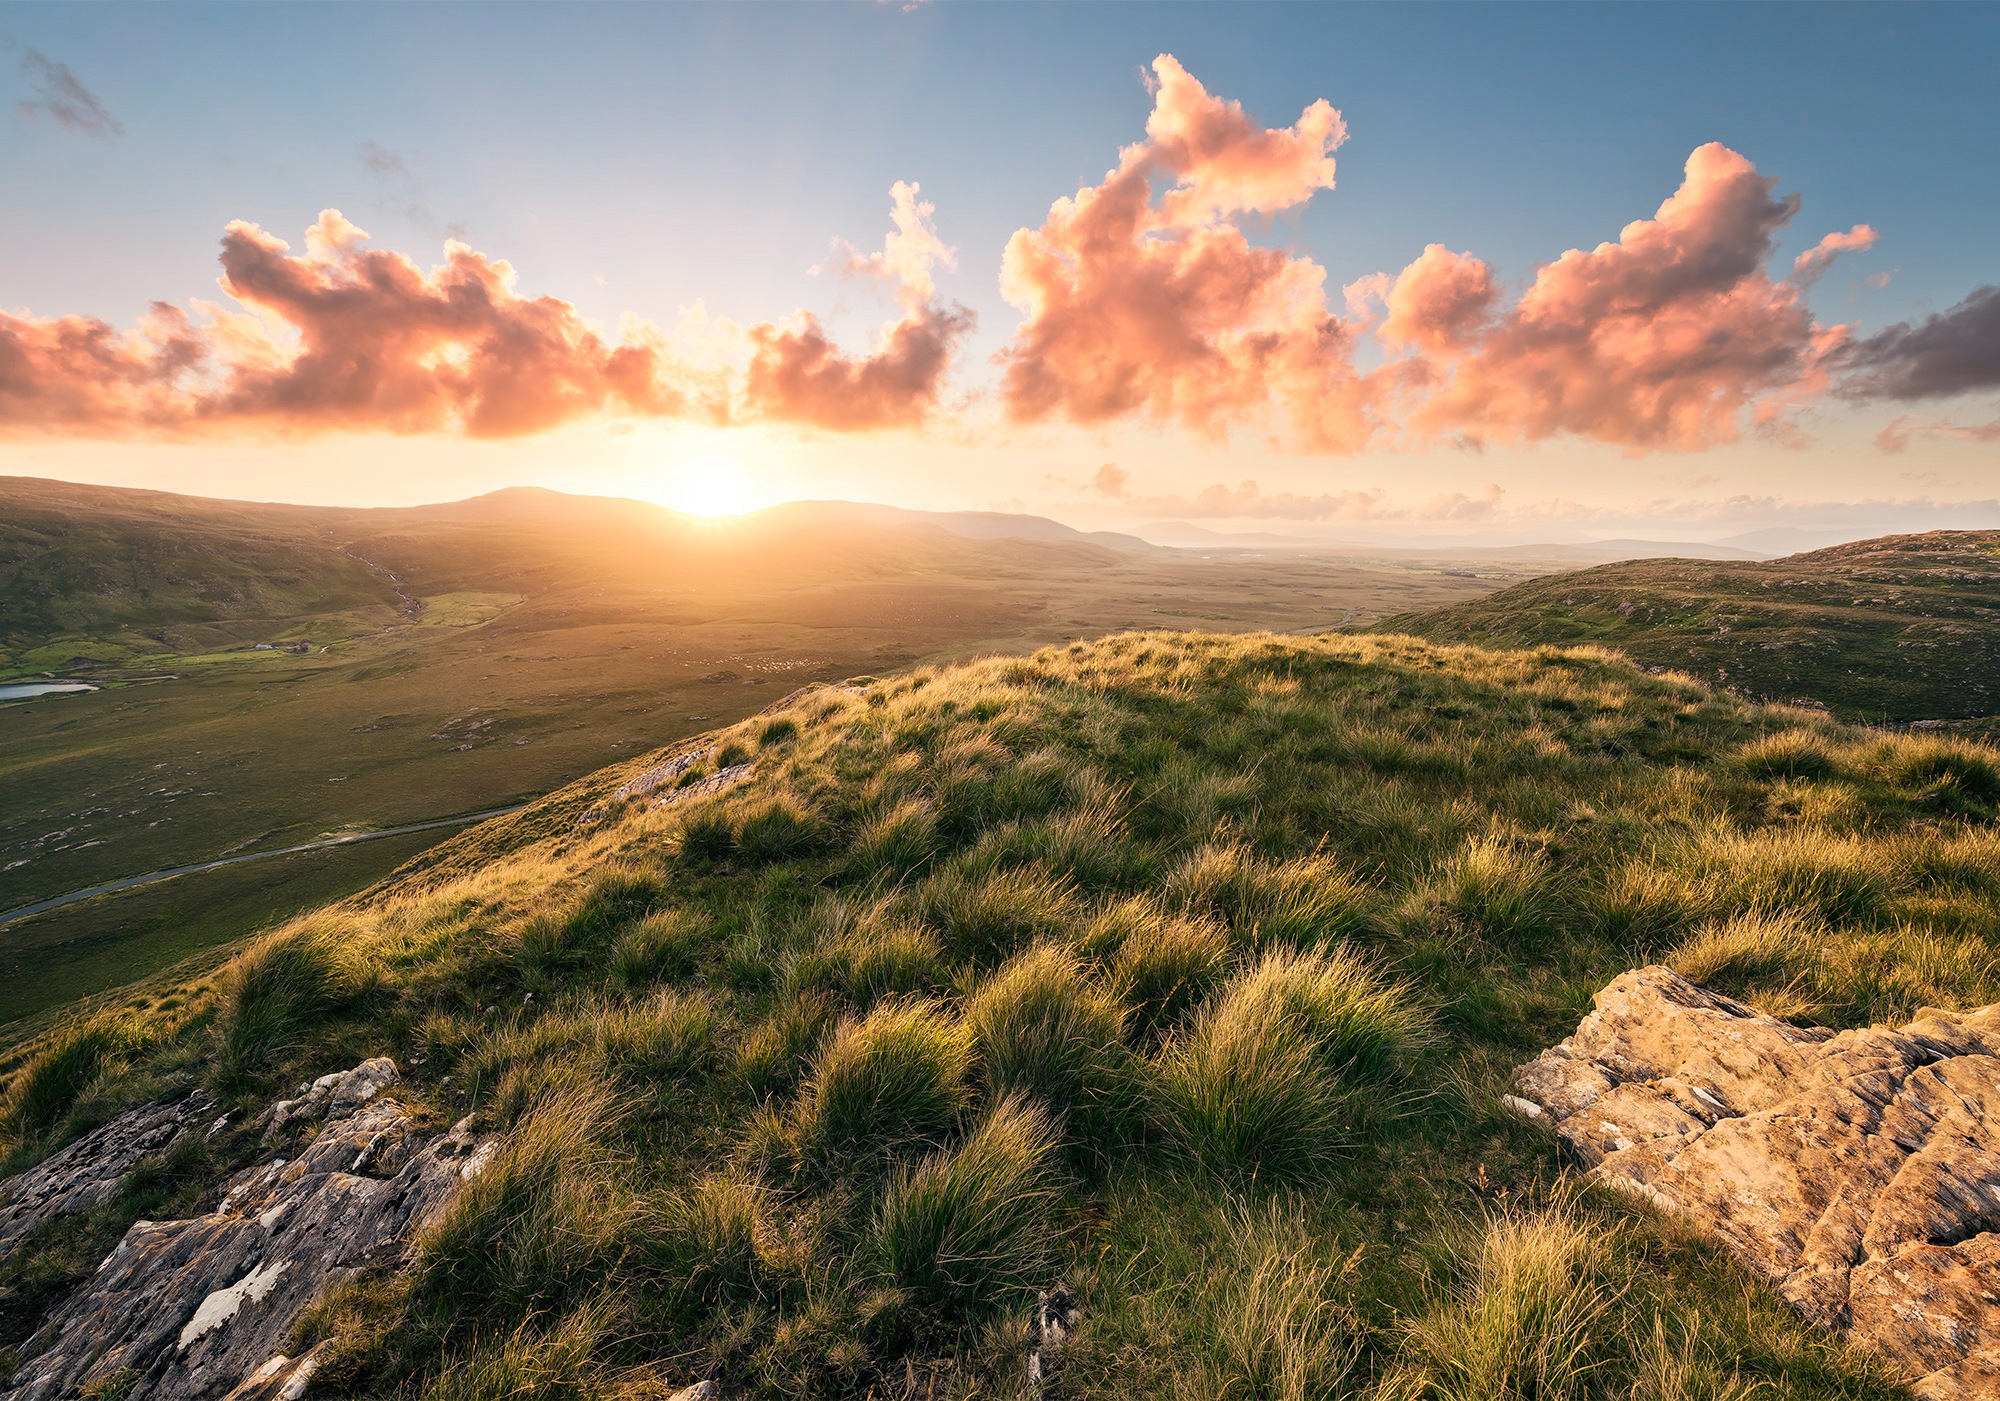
left=0, top=477, right=1519, bottom=1029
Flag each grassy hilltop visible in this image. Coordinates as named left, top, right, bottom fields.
left=7, top=630, right=1999, bottom=1398
left=1378, top=531, right=2000, bottom=723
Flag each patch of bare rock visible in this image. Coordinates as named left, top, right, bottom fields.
left=0, top=1058, right=499, bottom=1401
left=1513, top=966, right=2000, bottom=1399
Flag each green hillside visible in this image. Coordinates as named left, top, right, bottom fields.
left=0, top=478, right=397, bottom=667
left=1377, top=531, right=2000, bottom=722
left=8, top=631, right=1994, bottom=1398
left=0, top=478, right=1507, bottom=1030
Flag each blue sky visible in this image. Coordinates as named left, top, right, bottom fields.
left=2, top=2, right=1996, bottom=540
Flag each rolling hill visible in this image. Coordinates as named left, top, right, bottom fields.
left=0, top=476, right=1518, bottom=1027
left=5, top=630, right=1991, bottom=1398
left=1378, top=530, right=2000, bottom=722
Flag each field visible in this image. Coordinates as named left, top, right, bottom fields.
left=1380, top=530, right=2000, bottom=722
left=0, top=477, right=1519, bottom=1029
left=6, top=629, right=1994, bottom=1397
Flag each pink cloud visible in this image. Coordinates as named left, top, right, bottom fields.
left=0, top=191, right=970, bottom=439
left=996, top=54, right=1374, bottom=452
left=1378, top=144, right=1857, bottom=451
left=0, top=211, right=705, bottom=437
left=1790, top=223, right=1878, bottom=286
left=745, top=181, right=975, bottom=429
left=1874, top=412, right=2000, bottom=454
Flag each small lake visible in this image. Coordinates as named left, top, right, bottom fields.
left=0, top=682, right=100, bottom=701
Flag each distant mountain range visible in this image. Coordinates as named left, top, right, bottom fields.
left=1135, top=520, right=1903, bottom=562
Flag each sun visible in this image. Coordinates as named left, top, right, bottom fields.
left=673, top=458, right=757, bottom=518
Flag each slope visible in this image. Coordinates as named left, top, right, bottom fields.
left=5, top=630, right=1993, bottom=1399
left=1377, top=530, right=2000, bottom=721
left=0, top=477, right=1513, bottom=1028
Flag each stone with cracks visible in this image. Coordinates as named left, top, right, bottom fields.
left=1, top=1060, right=498, bottom=1401
left=0, top=1092, right=218, bottom=1256
left=1513, top=966, right=2000, bottom=1400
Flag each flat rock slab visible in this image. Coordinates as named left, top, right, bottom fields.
left=1514, top=966, right=2000, bottom=1400
left=2, top=1061, right=498, bottom=1401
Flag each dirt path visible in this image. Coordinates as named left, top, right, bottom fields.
left=0, top=806, right=524, bottom=928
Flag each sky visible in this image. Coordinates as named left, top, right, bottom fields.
left=2, top=1, right=1997, bottom=544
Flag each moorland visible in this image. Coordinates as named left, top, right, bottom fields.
left=0, top=477, right=1520, bottom=1029
left=1382, top=531, right=2000, bottom=724
left=5, top=627, right=1995, bottom=1398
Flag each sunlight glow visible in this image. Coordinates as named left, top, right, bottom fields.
left=671, top=458, right=757, bottom=517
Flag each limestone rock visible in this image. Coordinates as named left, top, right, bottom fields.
left=1, top=1062, right=497, bottom=1401
left=0, top=1092, right=217, bottom=1256
left=1514, top=966, right=2000, bottom=1399
left=262, top=1056, right=399, bottom=1140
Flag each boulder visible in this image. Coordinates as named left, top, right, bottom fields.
left=1, top=1060, right=498, bottom=1401
left=1514, top=967, right=2000, bottom=1399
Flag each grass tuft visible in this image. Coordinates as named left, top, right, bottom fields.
left=964, top=944, right=1131, bottom=1141
left=788, top=1000, right=971, bottom=1170
left=1393, top=1204, right=1617, bottom=1401
left=1153, top=947, right=1423, bottom=1181
left=914, top=863, right=1080, bottom=966
left=411, top=1084, right=626, bottom=1336
left=2, top=1017, right=137, bottom=1145
left=1736, top=730, right=1839, bottom=782
left=871, top=1094, right=1061, bottom=1318
left=213, top=914, right=368, bottom=1086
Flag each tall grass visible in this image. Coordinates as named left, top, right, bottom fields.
left=1164, top=844, right=1372, bottom=950
left=1392, top=1206, right=1617, bottom=1401
left=1401, top=835, right=1557, bottom=948
left=1104, top=907, right=1233, bottom=1042
left=1, top=1016, right=136, bottom=1145
left=913, top=863, right=1081, bottom=966
left=422, top=1302, right=616, bottom=1401
left=1153, top=947, right=1425, bottom=1180
left=1182, top=1203, right=1363, bottom=1401
left=411, top=1085, right=628, bottom=1336
left=24, top=629, right=1981, bottom=1400
left=871, top=1095, right=1060, bottom=1318
left=213, top=915, right=369, bottom=1085
left=609, top=910, right=706, bottom=989
left=787, top=1000, right=971, bottom=1169
left=848, top=799, right=938, bottom=882
left=964, top=944, right=1131, bottom=1144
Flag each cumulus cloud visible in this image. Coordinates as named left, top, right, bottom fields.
left=0, top=211, right=706, bottom=436
left=13, top=47, right=121, bottom=138
left=1840, top=285, right=2000, bottom=401
left=744, top=181, right=974, bottom=429
left=1377, top=144, right=1857, bottom=451
left=997, top=54, right=1373, bottom=452
left=0, top=188, right=969, bottom=439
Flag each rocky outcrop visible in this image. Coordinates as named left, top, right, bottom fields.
left=0, top=1092, right=221, bottom=1257
left=1, top=1060, right=498, bottom=1401
left=1513, top=967, right=2000, bottom=1399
